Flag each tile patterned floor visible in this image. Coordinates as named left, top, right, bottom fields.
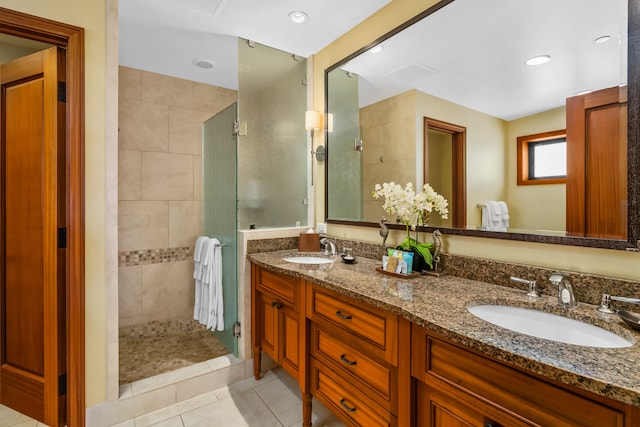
left=119, top=330, right=230, bottom=384
left=0, top=368, right=346, bottom=427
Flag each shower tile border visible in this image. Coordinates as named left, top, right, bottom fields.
left=119, top=246, right=192, bottom=267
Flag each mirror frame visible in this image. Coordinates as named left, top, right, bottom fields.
left=324, top=0, right=640, bottom=251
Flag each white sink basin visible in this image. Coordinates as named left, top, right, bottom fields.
left=282, top=256, right=333, bottom=265
left=468, top=305, right=632, bottom=348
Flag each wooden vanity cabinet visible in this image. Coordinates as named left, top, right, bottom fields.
left=412, top=324, right=640, bottom=427
left=251, top=264, right=306, bottom=383
left=306, top=284, right=410, bottom=427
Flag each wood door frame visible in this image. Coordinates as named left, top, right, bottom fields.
left=423, top=117, right=466, bottom=229
left=0, top=7, right=85, bottom=426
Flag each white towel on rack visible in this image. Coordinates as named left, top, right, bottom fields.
left=206, top=238, right=224, bottom=331
left=193, top=236, right=224, bottom=331
left=193, top=236, right=210, bottom=321
left=481, top=201, right=508, bottom=231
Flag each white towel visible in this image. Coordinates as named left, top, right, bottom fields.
left=206, top=238, right=224, bottom=331
left=497, top=201, right=510, bottom=228
left=193, top=236, right=210, bottom=321
left=192, top=236, right=224, bottom=331
left=481, top=201, right=508, bottom=231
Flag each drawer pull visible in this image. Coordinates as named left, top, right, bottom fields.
left=335, top=311, right=352, bottom=320
left=339, top=398, right=357, bottom=413
left=271, top=301, right=282, bottom=309
left=340, top=354, right=357, bottom=366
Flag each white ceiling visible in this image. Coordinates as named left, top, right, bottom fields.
left=118, top=0, right=391, bottom=89
left=119, top=0, right=628, bottom=121
left=342, top=0, right=628, bottom=120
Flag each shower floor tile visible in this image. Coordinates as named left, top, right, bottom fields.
left=119, top=330, right=230, bottom=385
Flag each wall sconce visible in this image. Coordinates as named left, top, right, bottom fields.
left=305, top=110, right=321, bottom=133
left=306, top=110, right=325, bottom=162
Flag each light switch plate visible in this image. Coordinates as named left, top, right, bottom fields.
left=316, top=222, right=327, bottom=234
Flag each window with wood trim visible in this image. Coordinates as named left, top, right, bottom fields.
left=517, top=129, right=567, bottom=185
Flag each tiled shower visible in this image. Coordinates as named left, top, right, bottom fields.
left=117, top=66, right=237, bottom=384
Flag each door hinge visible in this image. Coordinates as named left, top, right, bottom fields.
left=58, top=227, right=67, bottom=249
left=233, top=321, right=241, bottom=338
left=233, top=120, right=247, bottom=136
left=58, top=81, right=66, bottom=103
left=59, top=374, right=67, bottom=396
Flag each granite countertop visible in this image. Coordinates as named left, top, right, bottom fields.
left=248, top=250, right=640, bottom=407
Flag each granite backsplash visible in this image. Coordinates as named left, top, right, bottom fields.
left=246, top=236, right=640, bottom=311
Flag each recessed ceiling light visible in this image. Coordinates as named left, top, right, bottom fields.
left=524, top=55, right=551, bottom=66
left=369, top=44, right=384, bottom=54
left=192, top=58, right=215, bottom=69
left=595, top=35, right=611, bottom=44
left=288, top=11, right=308, bottom=24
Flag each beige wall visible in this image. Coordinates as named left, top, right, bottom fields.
left=506, top=107, right=566, bottom=231
left=118, top=66, right=237, bottom=326
left=313, top=0, right=640, bottom=281
left=361, top=90, right=417, bottom=220
left=415, top=90, right=506, bottom=228
left=1, top=0, right=111, bottom=407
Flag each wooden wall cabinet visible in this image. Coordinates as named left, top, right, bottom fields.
left=411, top=324, right=640, bottom=427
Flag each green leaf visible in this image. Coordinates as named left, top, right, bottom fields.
left=412, top=242, right=434, bottom=268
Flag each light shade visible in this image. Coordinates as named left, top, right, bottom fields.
left=305, top=110, right=321, bottom=130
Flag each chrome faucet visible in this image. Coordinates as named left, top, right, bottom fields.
left=549, top=274, right=577, bottom=308
left=320, top=237, right=337, bottom=256
left=510, top=276, right=540, bottom=298
left=596, top=294, right=640, bottom=314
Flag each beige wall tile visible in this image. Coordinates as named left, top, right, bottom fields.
left=119, top=98, right=169, bottom=152
left=169, top=107, right=213, bottom=155
left=142, top=71, right=194, bottom=109
left=119, top=265, right=142, bottom=319
left=142, top=260, right=194, bottom=319
left=194, top=156, right=202, bottom=201
left=141, top=152, right=194, bottom=201
left=169, top=201, right=203, bottom=248
left=119, top=66, right=141, bottom=100
left=119, top=149, right=141, bottom=200
left=194, top=83, right=237, bottom=113
left=119, top=201, right=169, bottom=251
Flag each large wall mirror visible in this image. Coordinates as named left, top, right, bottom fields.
left=325, top=0, right=639, bottom=250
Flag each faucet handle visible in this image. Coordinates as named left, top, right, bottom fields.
left=510, top=276, right=540, bottom=298
left=597, top=293, right=640, bottom=314
left=597, top=294, right=617, bottom=314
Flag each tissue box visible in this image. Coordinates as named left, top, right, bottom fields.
left=298, top=233, right=320, bottom=252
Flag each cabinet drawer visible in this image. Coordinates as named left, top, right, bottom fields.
left=412, top=326, right=626, bottom=427
left=307, top=285, right=397, bottom=363
left=256, top=268, right=297, bottom=305
left=310, top=358, right=396, bottom=427
left=310, top=324, right=394, bottom=409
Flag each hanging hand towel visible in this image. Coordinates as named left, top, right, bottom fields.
left=193, top=236, right=210, bottom=322
left=206, top=238, right=224, bottom=331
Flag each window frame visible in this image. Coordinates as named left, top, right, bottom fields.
left=517, top=129, right=567, bottom=186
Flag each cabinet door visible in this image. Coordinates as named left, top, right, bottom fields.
left=416, top=382, right=530, bottom=427
left=259, top=294, right=279, bottom=361
left=279, top=304, right=301, bottom=379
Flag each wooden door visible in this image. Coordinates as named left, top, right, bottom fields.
left=566, top=86, right=628, bottom=239
left=0, top=47, right=66, bottom=426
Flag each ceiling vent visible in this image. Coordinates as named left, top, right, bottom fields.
left=385, top=63, right=438, bottom=82
left=170, top=0, right=228, bottom=16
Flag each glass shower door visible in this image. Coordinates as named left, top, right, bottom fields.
left=202, top=103, right=238, bottom=356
